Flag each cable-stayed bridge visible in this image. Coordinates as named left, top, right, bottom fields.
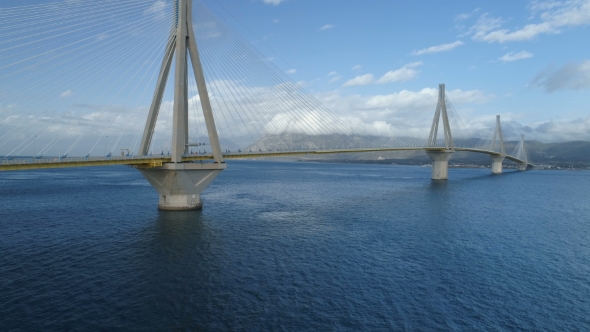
left=0, top=0, right=532, bottom=210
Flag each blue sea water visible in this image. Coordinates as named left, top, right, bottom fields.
left=0, top=161, right=589, bottom=331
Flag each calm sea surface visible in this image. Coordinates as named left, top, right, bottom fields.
left=1, top=161, right=589, bottom=331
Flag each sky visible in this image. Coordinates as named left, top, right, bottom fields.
left=1, top=0, right=590, bottom=158
left=201, top=0, right=590, bottom=142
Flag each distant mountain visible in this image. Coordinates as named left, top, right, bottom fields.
left=524, top=140, right=590, bottom=162
left=245, top=134, right=373, bottom=152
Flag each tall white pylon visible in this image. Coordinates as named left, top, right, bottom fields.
left=426, top=84, right=454, bottom=180
left=517, top=134, right=529, bottom=171
left=490, top=115, right=506, bottom=174
left=138, top=0, right=226, bottom=211
left=521, top=135, right=529, bottom=164
left=427, top=84, right=454, bottom=150
left=491, top=115, right=506, bottom=155
left=139, top=0, right=223, bottom=164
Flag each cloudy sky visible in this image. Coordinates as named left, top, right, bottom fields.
left=204, top=0, right=590, bottom=142
left=1, top=0, right=590, bottom=157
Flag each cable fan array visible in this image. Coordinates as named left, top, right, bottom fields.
left=189, top=1, right=363, bottom=154
left=0, top=0, right=176, bottom=158
left=0, top=0, right=530, bottom=164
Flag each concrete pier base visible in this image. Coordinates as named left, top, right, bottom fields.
left=517, top=163, right=528, bottom=171
left=139, top=162, right=226, bottom=210
left=426, top=150, right=454, bottom=180
left=490, top=155, right=505, bottom=174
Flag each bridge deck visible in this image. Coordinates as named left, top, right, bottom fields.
left=0, top=147, right=530, bottom=172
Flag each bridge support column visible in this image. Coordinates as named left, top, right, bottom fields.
left=490, top=155, right=505, bottom=174
left=517, top=163, right=528, bottom=171
left=426, top=150, right=454, bottom=180
left=139, top=163, right=226, bottom=210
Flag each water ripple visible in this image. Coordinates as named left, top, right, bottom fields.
left=1, top=162, right=589, bottom=330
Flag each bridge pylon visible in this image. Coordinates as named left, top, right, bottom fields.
left=490, top=115, right=506, bottom=174
left=138, top=0, right=225, bottom=210
left=425, top=84, right=454, bottom=180
left=517, top=135, right=529, bottom=171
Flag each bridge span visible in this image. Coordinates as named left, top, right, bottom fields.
left=0, top=0, right=533, bottom=210
left=0, top=146, right=532, bottom=172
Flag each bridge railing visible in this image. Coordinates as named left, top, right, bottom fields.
left=0, top=155, right=165, bottom=166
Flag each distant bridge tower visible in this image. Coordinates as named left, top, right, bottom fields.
left=138, top=0, right=225, bottom=210
left=490, top=115, right=506, bottom=174
left=425, top=84, right=454, bottom=180
left=517, top=135, right=529, bottom=171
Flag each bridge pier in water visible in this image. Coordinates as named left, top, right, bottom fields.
left=490, top=155, right=505, bottom=174
left=426, top=150, right=454, bottom=180
left=139, top=164, right=225, bottom=210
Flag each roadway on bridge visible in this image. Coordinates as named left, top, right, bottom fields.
left=0, top=147, right=531, bottom=172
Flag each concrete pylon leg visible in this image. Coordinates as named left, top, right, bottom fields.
left=426, top=150, right=454, bottom=180
left=490, top=155, right=505, bottom=174
left=518, top=163, right=528, bottom=171
left=139, top=163, right=227, bottom=210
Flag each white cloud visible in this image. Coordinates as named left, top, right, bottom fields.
left=327, top=72, right=342, bottom=83
left=343, top=62, right=423, bottom=87
left=343, top=74, right=374, bottom=87
left=319, top=24, right=334, bottom=31
left=60, top=90, right=73, bottom=98
left=499, top=51, right=534, bottom=62
left=470, top=0, right=590, bottom=43
left=403, top=62, right=422, bottom=68
left=455, top=13, right=472, bottom=21
left=351, top=65, right=362, bottom=71
left=363, top=88, right=492, bottom=110
left=413, top=41, right=465, bottom=55
left=376, top=62, right=423, bottom=84
left=329, top=75, right=343, bottom=83
left=314, top=87, right=497, bottom=138
left=524, top=117, right=590, bottom=141
left=4, top=74, right=588, bottom=156
left=196, top=81, right=589, bottom=144
left=261, top=0, right=285, bottom=5
left=455, top=8, right=480, bottom=22
left=318, top=82, right=587, bottom=141
left=530, top=60, right=590, bottom=92
left=468, top=13, right=505, bottom=40
left=273, top=19, right=279, bottom=24
left=285, top=69, right=297, bottom=74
